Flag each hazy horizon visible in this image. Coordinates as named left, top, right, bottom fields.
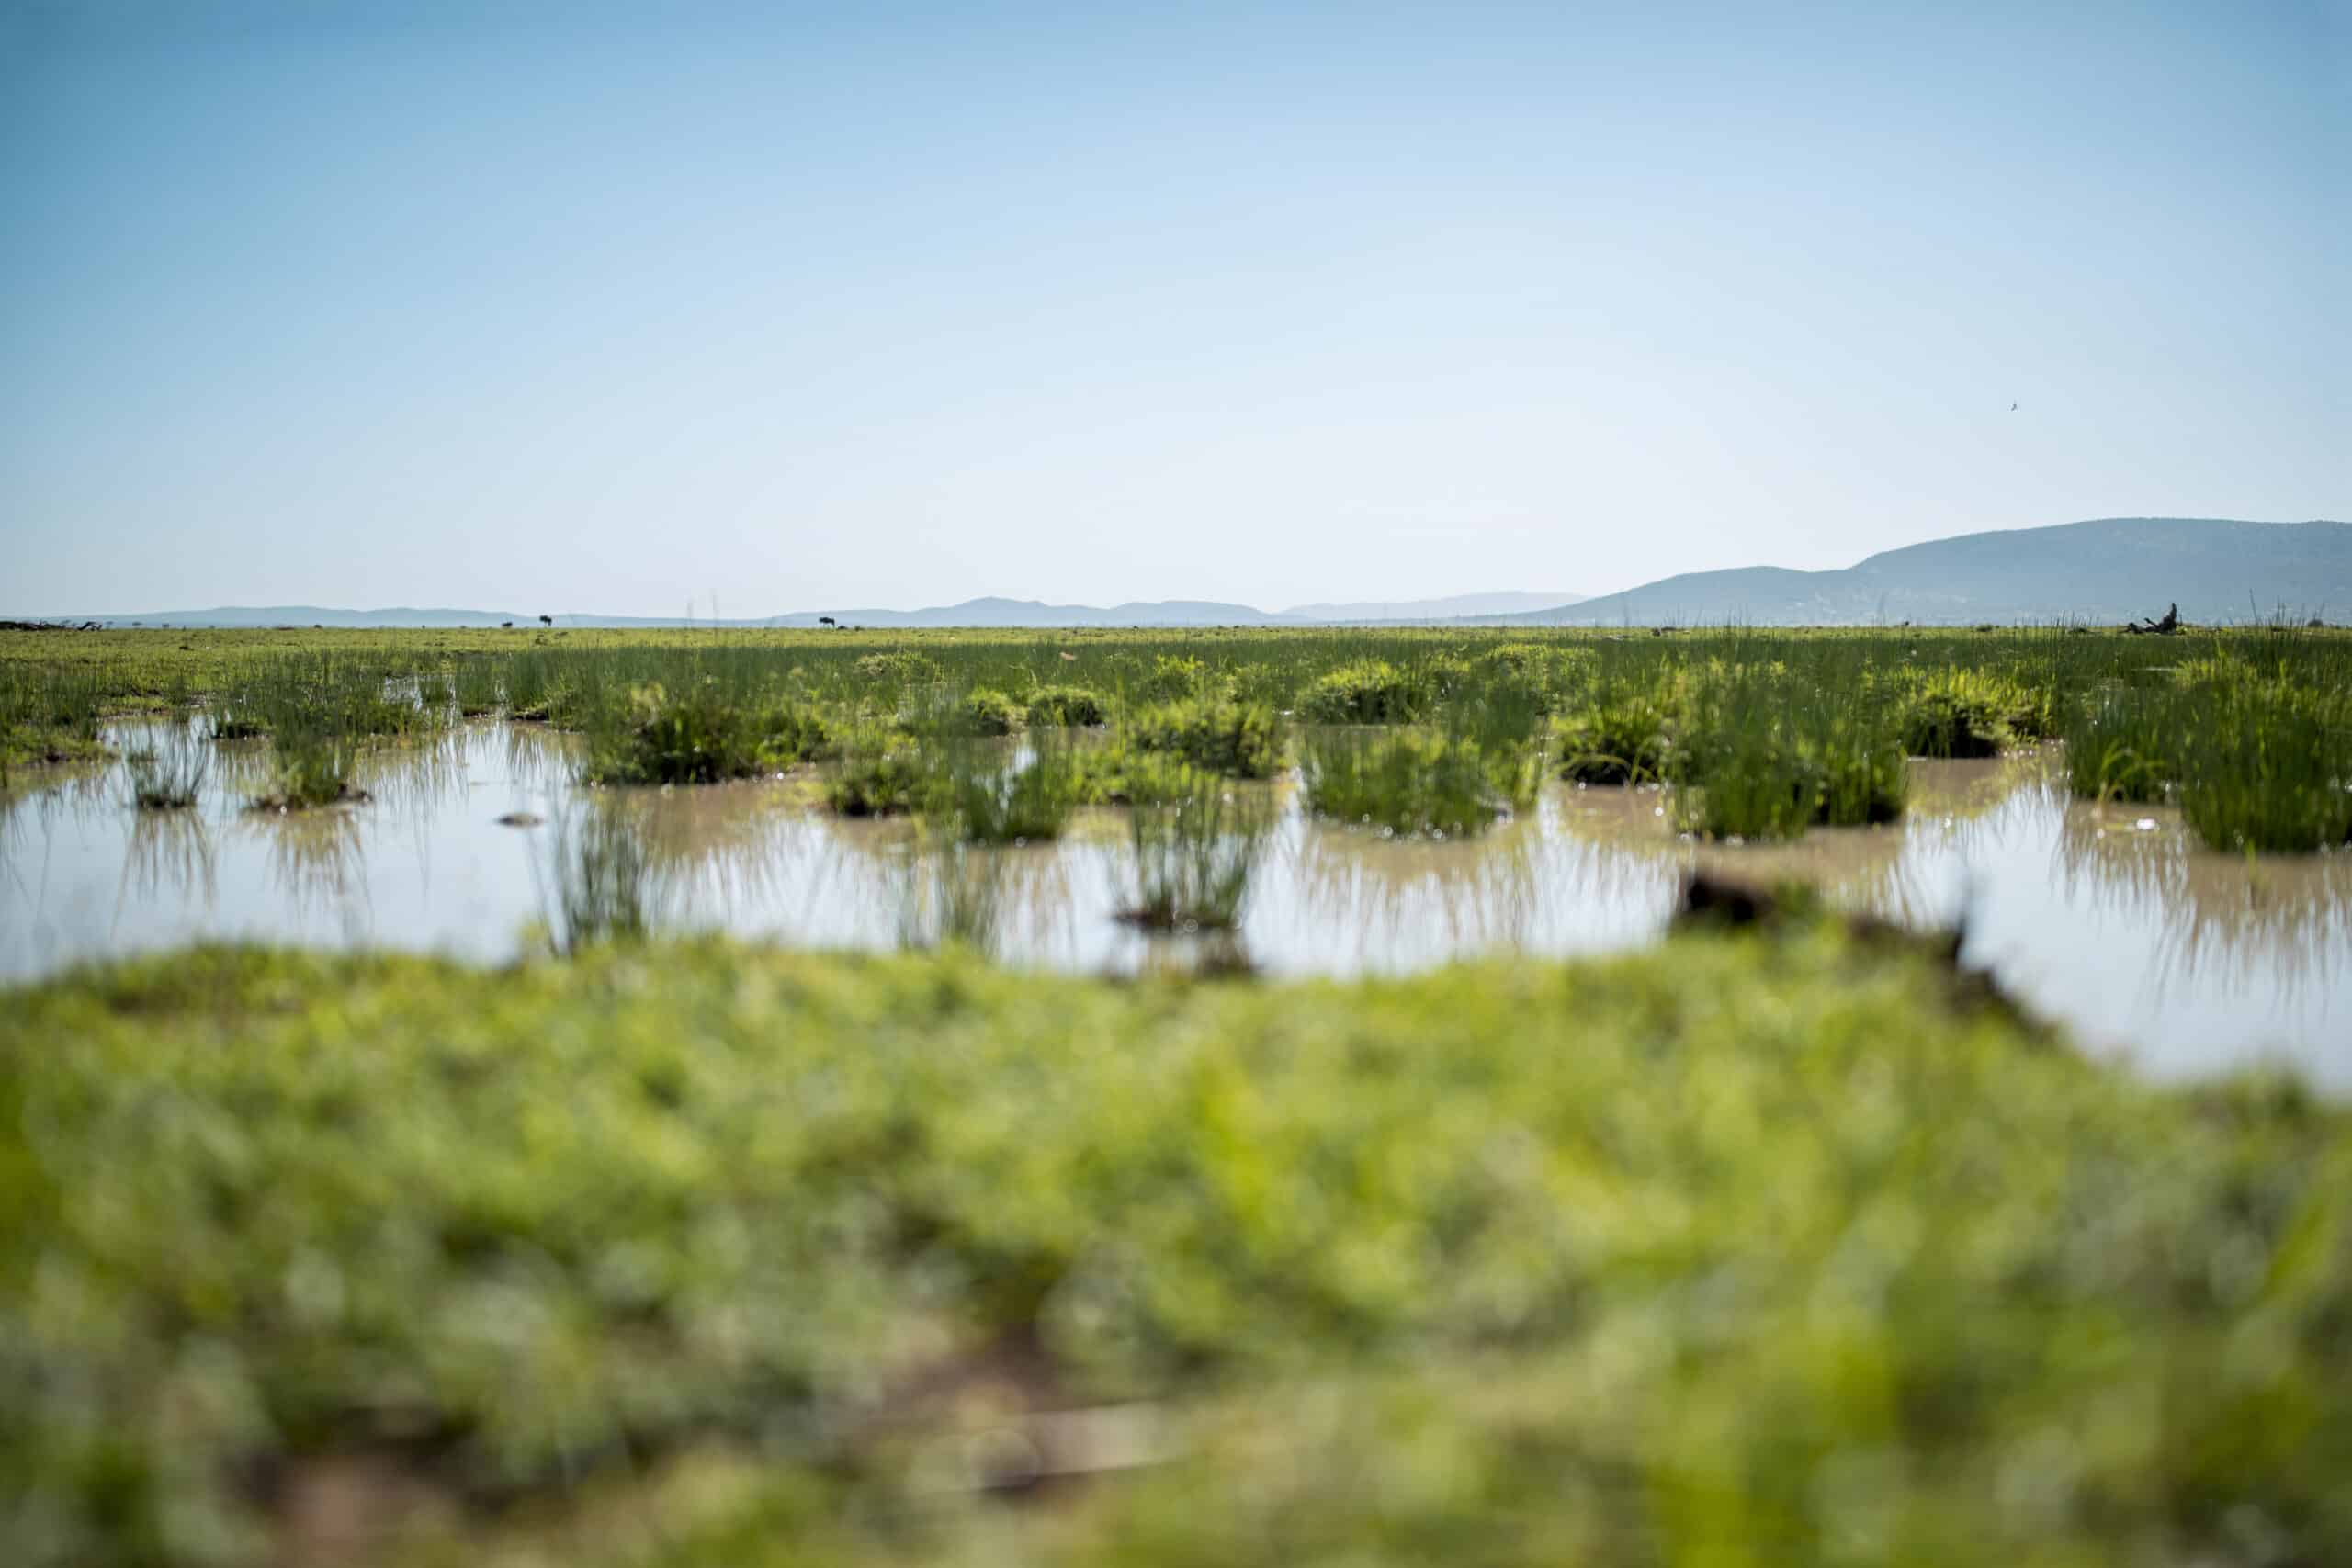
left=6, top=2, right=2345, bottom=616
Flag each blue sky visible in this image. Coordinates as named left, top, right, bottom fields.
left=3, top=1, right=2342, bottom=615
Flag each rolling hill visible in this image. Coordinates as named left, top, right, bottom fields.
left=1486, top=518, right=2350, bottom=626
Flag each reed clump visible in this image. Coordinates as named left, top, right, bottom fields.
left=1669, top=664, right=1905, bottom=838
left=925, top=738, right=1087, bottom=844
left=123, top=726, right=209, bottom=810
left=1125, top=696, right=1283, bottom=779
left=1023, top=683, right=1108, bottom=727
left=1553, top=688, right=1676, bottom=784
left=1299, top=660, right=1434, bottom=724
left=1303, top=728, right=1533, bottom=837
left=2174, top=670, right=2352, bottom=852
left=827, top=734, right=929, bottom=817
left=584, top=682, right=829, bottom=785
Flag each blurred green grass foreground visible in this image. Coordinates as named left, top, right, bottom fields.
left=4, top=922, right=2347, bottom=1565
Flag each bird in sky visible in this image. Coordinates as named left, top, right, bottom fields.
left=2010, top=402, right=2018, bottom=411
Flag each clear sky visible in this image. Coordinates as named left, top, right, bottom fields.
left=4, top=1, right=2343, bottom=616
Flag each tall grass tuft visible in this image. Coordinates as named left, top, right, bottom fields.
left=1303, top=729, right=1531, bottom=837
left=927, top=738, right=1086, bottom=844
left=1897, top=670, right=2020, bottom=758
left=2060, top=683, right=2183, bottom=803
left=1126, top=697, right=1283, bottom=779
left=1670, top=664, right=1905, bottom=838
left=1553, top=688, right=1675, bottom=784
left=1023, top=684, right=1108, bottom=727
left=1121, top=767, right=1277, bottom=930
left=2174, top=672, right=2352, bottom=852
left=124, top=725, right=209, bottom=811
left=827, top=732, right=929, bottom=816
left=1299, top=660, right=1433, bottom=724
left=584, top=682, right=827, bottom=784
left=255, top=721, right=356, bottom=810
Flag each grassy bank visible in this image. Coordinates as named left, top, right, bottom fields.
left=4, top=928, right=2346, bottom=1565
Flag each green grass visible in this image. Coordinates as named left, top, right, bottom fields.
left=1552, top=687, right=1676, bottom=784
left=1022, top=683, right=1108, bottom=727
left=1297, top=659, right=1435, bottom=724
left=122, top=726, right=209, bottom=810
left=2, top=931, right=2345, bottom=1565
left=2173, top=670, right=2352, bottom=852
left=1668, top=661, right=1907, bottom=839
left=251, top=723, right=358, bottom=810
left=824, top=733, right=929, bottom=817
left=1302, top=728, right=1536, bottom=837
left=2061, top=682, right=2187, bottom=804
left=582, top=682, right=829, bottom=785
left=924, top=738, right=1089, bottom=844
left=1895, top=669, right=2025, bottom=758
left=1125, top=696, right=1283, bottom=780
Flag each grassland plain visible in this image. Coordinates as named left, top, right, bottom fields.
left=3, top=927, right=2347, bottom=1567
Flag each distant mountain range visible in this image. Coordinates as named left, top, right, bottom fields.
left=1476, top=518, right=2349, bottom=627
left=45, top=591, right=1587, bottom=630
left=31, top=519, right=2347, bottom=629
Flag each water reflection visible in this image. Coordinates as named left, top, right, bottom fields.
left=119, top=808, right=217, bottom=912
left=0, top=723, right=2344, bottom=1086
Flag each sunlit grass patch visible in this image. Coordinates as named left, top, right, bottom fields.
left=1670, top=665, right=1905, bottom=838
left=1299, top=659, right=1434, bottom=724
left=1552, top=688, right=1675, bottom=784
left=2175, top=675, right=2352, bottom=852
left=1896, top=668, right=2023, bottom=758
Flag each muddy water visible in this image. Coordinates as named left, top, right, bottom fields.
left=4, top=723, right=2346, bottom=1086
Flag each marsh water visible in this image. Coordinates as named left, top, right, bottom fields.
left=5, top=720, right=2346, bottom=1087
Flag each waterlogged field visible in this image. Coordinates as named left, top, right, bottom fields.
left=4, top=625, right=2350, bottom=1564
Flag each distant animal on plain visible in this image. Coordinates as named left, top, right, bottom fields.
left=538, top=615, right=553, bottom=627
